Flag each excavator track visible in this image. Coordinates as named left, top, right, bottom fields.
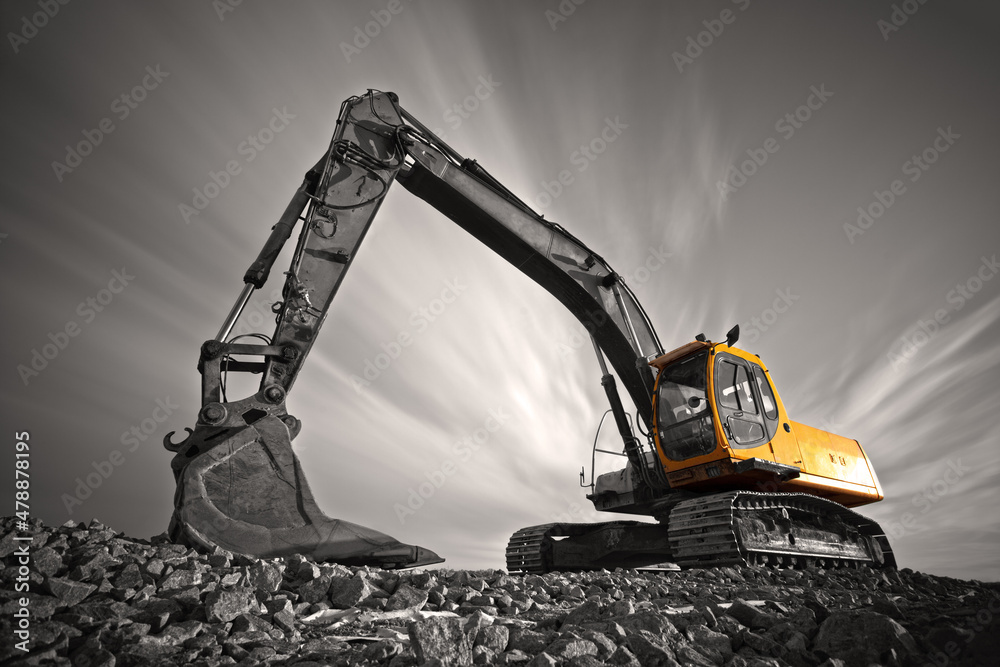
left=508, top=492, right=895, bottom=574
left=668, top=491, right=896, bottom=570
left=506, top=525, right=550, bottom=574
left=506, top=520, right=658, bottom=574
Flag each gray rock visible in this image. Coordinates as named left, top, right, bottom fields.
left=562, top=598, right=602, bottom=626
left=205, top=587, right=254, bottom=623
left=527, top=652, right=559, bottom=667
left=32, top=547, right=63, bottom=577
left=158, top=567, right=201, bottom=590
left=43, top=576, right=96, bottom=606
left=624, top=634, right=677, bottom=666
left=581, top=629, right=617, bottom=659
left=814, top=610, right=917, bottom=667
left=112, top=563, right=144, bottom=590
left=297, top=573, right=332, bottom=603
left=606, top=645, right=642, bottom=667
left=409, top=616, right=474, bottom=666
left=544, top=637, right=599, bottom=661
left=508, top=628, right=558, bottom=654
left=725, top=600, right=776, bottom=630
left=616, top=612, right=680, bottom=639
left=475, top=624, right=510, bottom=652
left=687, top=624, right=733, bottom=657
left=385, top=582, right=430, bottom=611
left=329, top=573, right=384, bottom=609
left=364, top=639, right=404, bottom=662
left=243, top=559, right=284, bottom=593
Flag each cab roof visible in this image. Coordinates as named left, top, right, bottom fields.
left=649, top=340, right=763, bottom=371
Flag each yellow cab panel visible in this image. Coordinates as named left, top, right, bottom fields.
left=649, top=340, right=883, bottom=508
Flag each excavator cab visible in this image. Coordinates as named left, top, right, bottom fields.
left=648, top=338, right=884, bottom=509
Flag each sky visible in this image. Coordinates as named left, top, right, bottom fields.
left=1, top=1, right=998, bottom=581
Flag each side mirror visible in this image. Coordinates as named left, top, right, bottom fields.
left=688, top=396, right=703, bottom=408
left=725, top=324, right=740, bottom=348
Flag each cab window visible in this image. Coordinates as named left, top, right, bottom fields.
left=752, top=366, right=778, bottom=420
left=655, top=351, right=716, bottom=461
left=718, top=360, right=757, bottom=414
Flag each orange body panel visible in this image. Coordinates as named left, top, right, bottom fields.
left=650, top=342, right=883, bottom=508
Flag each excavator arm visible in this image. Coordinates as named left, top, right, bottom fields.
left=164, top=90, right=666, bottom=566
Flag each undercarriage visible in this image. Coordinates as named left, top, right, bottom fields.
left=507, top=491, right=895, bottom=573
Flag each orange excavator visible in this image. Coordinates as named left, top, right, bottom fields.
left=164, top=90, right=894, bottom=572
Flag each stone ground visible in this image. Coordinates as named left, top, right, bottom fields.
left=1, top=517, right=998, bottom=666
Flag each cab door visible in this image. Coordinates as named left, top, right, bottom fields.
left=714, top=353, right=769, bottom=452
left=714, top=351, right=802, bottom=467
left=748, top=362, right=803, bottom=468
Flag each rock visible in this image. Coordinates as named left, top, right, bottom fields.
left=495, top=648, right=532, bottom=664
left=508, top=628, right=558, bottom=654
left=687, top=625, right=733, bottom=657
left=205, top=587, right=254, bottom=623
left=475, top=624, right=510, bottom=652
left=297, top=573, right=332, bottom=603
left=270, top=607, right=295, bottom=633
left=363, top=639, right=403, bottom=661
left=527, top=652, right=559, bottom=667
left=32, top=547, right=63, bottom=577
left=608, top=598, right=636, bottom=617
left=43, top=576, right=96, bottom=606
left=329, top=573, right=384, bottom=609
left=562, top=598, right=602, bottom=626
left=616, top=612, right=681, bottom=639
left=606, top=645, right=642, bottom=666
left=158, top=567, right=201, bottom=590
left=725, top=600, right=776, bottom=630
left=230, top=612, right=274, bottom=633
left=385, top=583, right=430, bottom=611
left=112, top=563, right=144, bottom=590
left=544, top=637, right=598, bottom=661
left=814, top=610, right=917, bottom=666
left=243, top=560, right=284, bottom=593
left=581, top=629, right=617, bottom=659
left=409, top=616, right=474, bottom=666
left=624, top=634, right=677, bottom=666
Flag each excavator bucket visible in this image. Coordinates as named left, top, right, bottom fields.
left=164, top=405, right=443, bottom=569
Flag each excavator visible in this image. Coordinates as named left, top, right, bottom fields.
left=164, top=90, right=895, bottom=573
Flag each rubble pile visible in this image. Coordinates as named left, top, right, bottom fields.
left=1, top=517, right=998, bottom=666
